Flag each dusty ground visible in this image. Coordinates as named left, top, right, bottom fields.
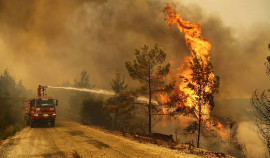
left=0, top=119, right=202, bottom=158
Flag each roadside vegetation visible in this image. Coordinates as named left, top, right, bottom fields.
left=0, top=69, right=31, bottom=139
left=71, top=44, right=221, bottom=138
left=66, top=44, right=249, bottom=157
left=103, top=69, right=137, bottom=131
left=0, top=124, right=24, bottom=139
left=69, top=70, right=112, bottom=128
left=70, top=45, right=173, bottom=135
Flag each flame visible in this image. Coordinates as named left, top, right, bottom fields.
left=163, top=6, right=213, bottom=119
left=160, top=6, right=226, bottom=138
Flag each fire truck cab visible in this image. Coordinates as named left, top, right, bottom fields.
left=24, top=85, right=58, bottom=128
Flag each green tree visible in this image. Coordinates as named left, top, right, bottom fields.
left=0, top=69, right=29, bottom=132
left=104, top=70, right=136, bottom=130
left=70, top=70, right=95, bottom=113
left=125, top=44, right=173, bottom=134
left=80, top=95, right=111, bottom=127
left=74, top=70, right=95, bottom=89
left=181, top=56, right=220, bottom=148
left=71, top=70, right=111, bottom=128
left=111, top=70, right=128, bottom=94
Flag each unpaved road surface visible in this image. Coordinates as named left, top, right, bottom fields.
left=0, top=119, right=200, bottom=158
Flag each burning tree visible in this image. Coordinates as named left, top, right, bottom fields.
left=162, top=6, right=221, bottom=148
left=182, top=56, right=220, bottom=147
left=125, top=44, right=174, bottom=134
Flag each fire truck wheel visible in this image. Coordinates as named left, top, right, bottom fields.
left=51, top=120, right=55, bottom=127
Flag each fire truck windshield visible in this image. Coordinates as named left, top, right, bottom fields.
left=36, top=99, right=54, bottom=107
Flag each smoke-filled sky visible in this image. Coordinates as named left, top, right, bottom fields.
left=0, top=0, right=269, bottom=99
left=181, top=0, right=270, bottom=29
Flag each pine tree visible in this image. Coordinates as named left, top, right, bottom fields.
left=74, top=70, right=95, bottom=89
left=181, top=56, right=220, bottom=147
left=104, top=69, right=136, bottom=130
left=70, top=70, right=95, bottom=118
left=125, top=44, right=174, bottom=134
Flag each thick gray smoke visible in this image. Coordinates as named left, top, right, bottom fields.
left=0, top=0, right=269, bottom=157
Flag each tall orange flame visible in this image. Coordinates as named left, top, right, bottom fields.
left=161, top=6, right=226, bottom=138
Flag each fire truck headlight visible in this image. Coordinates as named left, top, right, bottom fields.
left=34, top=113, right=38, bottom=116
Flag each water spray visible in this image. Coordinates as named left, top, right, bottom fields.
left=48, top=86, right=115, bottom=95
left=47, top=86, right=154, bottom=104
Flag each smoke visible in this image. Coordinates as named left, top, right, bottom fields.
left=0, top=0, right=268, bottom=98
left=1, top=0, right=187, bottom=90
left=0, top=0, right=269, bottom=156
left=237, top=122, right=267, bottom=157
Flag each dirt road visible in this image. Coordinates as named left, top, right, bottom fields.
left=0, top=119, right=200, bottom=158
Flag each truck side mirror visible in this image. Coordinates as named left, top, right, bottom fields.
left=55, top=99, right=58, bottom=106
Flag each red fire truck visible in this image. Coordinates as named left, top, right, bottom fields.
left=24, top=85, right=58, bottom=128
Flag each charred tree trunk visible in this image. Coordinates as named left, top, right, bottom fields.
left=148, top=65, right=152, bottom=135
left=114, top=111, right=118, bottom=130
left=197, top=101, right=201, bottom=148
left=148, top=89, right=152, bottom=135
left=197, top=77, right=202, bottom=148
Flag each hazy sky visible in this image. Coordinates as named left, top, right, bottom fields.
left=181, top=0, right=270, bottom=29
